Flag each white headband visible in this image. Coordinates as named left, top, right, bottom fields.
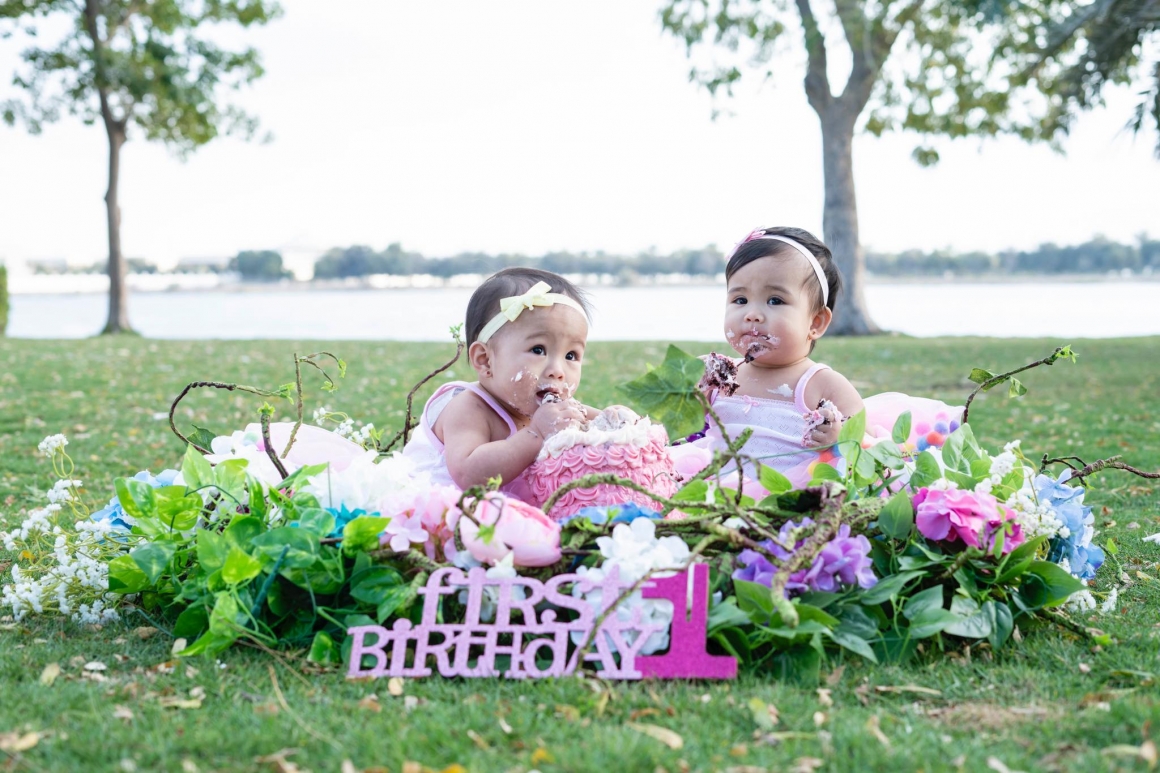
left=476, top=280, right=587, bottom=343
left=730, top=231, right=829, bottom=308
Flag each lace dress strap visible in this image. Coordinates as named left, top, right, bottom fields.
left=793, top=363, right=832, bottom=412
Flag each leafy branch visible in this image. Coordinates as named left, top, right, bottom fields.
left=962, top=345, right=1077, bottom=423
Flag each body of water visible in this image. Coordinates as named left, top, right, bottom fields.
left=8, top=282, right=1158, bottom=340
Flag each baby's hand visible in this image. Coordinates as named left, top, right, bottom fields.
left=804, top=400, right=844, bottom=448
left=530, top=399, right=586, bottom=440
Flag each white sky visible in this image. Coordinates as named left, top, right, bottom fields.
left=1, top=0, right=1158, bottom=271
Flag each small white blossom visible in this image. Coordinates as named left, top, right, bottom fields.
left=47, top=479, right=83, bottom=505
left=974, top=478, right=994, bottom=495
left=37, top=434, right=68, bottom=456
left=989, top=450, right=1017, bottom=478
left=1003, top=440, right=1022, bottom=452
left=1067, top=589, right=1096, bottom=613
left=1099, top=587, right=1119, bottom=615
left=312, top=405, right=333, bottom=425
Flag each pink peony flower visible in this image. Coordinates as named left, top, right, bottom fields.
left=459, top=493, right=562, bottom=567
left=914, top=487, right=1025, bottom=554
left=668, top=444, right=713, bottom=480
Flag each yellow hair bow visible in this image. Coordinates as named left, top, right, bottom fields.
left=477, top=281, right=586, bottom=343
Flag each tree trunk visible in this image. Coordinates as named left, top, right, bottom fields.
left=818, top=108, right=881, bottom=335
left=101, top=124, right=133, bottom=335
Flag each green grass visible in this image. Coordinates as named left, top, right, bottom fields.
left=2, top=335, right=1160, bottom=773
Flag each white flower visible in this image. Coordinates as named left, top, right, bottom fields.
left=37, top=434, right=68, bottom=456
left=1003, top=440, right=1022, bottom=452
left=312, top=405, right=333, bottom=425
left=1099, top=587, right=1119, bottom=615
left=47, top=479, right=83, bottom=505
left=990, top=450, right=1017, bottom=477
left=1067, top=589, right=1096, bottom=613
left=572, top=518, right=692, bottom=656
left=974, top=478, right=994, bottom=495
left=928, top=478, right=957, bottom=492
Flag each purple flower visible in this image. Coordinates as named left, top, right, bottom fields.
left=732, top=518, right=877, bottom=596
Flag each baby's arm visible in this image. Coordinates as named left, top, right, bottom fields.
left=440, top=392, right=584, bottom=489
left=805, top=369, right=864, bottom=448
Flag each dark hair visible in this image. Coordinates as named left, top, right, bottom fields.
left=465, top=267, right=592, bottom=346
left=724, top=226, right=842, bottom=314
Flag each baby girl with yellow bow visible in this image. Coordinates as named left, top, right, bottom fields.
left=401, top=268, right=600, bottom=502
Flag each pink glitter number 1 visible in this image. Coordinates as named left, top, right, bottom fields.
left=636, top=564, right=737, bottom=680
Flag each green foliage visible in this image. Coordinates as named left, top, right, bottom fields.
left=0, top=0, right=280, bottom=153
left=228, top=250, right=291, bottom=282
left=617, top=345, right=706, bottom=440
left=0, top=264, right=7, bottom=336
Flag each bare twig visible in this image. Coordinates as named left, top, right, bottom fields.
left=382, top=333, right=465, bottom=453
left=259, top=411, right=290, bottom=480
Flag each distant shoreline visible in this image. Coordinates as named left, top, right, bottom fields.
left=7, top=270, right=1157, bottom=296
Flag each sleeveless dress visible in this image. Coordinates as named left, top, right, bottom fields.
left=692, top=361, right=841, bottom=489
left=400, top=381, right=536, bottom=503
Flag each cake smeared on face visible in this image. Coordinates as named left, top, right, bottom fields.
left=743, top=333, right=780, bottom=363
left=698, top=352, right=741, bottom=398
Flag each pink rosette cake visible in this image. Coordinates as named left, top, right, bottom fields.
left=524, top=407, right=678, bottom=521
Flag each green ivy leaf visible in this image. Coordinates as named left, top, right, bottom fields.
left=221, top=546, right=263, bottom=585
left=968, top=368, right=996, bottom=385
left=757, top=464, right=792, bottom=495
left=891, top=411, right=912, bottom=445
left=342, top=515, right=389, bottom=555
left=877, top=491, right=915, bottom=540
left=173, top=605, right=210, bottom=639
left=838, top=409, right=866, bottom=444
left=828, top=629, right=878, bottom=662
left=1023, top=561, right=1086, bottom=607
left=308, top=631, right=343, bottom=665
left=910, top=451, right=943, bottom=489
left=246, top=477, right=268, bottom=520
left=807, top=463, right=843, bottom=486
left=188, top=423, right=217, bottom=452
left=130, top=541, right=176, bottom=585
left=181, top=444, right=214, bottom=492
left=983, top=601, right=1014, bottom=649
left=296, top=508, right=336, bottom=539
left=859, top=570, right=924, bottom=606
left=616, top=345, right=706, bottom=440
left=107, top=554, right=150, bottom=594
left=115, top=478, right=156, bottom=521
left=251, top=527, right=320, bottom=569
left=944, top=596, right=992, bottom=639
left=196, top=529, right=229, bottom=574
left=214, top=459, right=249, bottom=504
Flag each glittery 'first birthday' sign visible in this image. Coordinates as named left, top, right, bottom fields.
left=347, top=563, right=737, bottom=680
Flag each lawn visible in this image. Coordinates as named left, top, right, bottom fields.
left=2, top=335, right=1159, bottom=773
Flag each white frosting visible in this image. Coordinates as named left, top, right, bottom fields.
left=538, top=406, right=664, bottom=459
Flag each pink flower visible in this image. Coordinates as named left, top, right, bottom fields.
left=914, top=487, right=1025, bottom=554
left=381, top=511, right=429, bottom=553
left=669, top=444, right=713, bottom=480
left=459, top=493, right=562, bottom=567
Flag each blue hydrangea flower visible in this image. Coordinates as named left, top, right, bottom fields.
left=1038, top=470, right=1104, bottom=580
left=559, top=502, right=661, bottom=527
left=91, top=469, right=182, bottom=533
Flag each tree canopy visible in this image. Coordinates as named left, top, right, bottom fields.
left=1, top=0, right=280, bottom=332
